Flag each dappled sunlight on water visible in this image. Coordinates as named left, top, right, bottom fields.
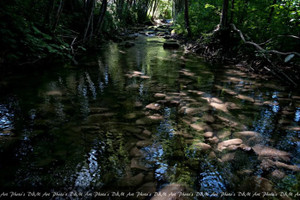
left=0, top=35, right=299, bottom=198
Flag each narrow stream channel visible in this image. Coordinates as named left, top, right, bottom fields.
left=0, top=34, right=299, bottom=199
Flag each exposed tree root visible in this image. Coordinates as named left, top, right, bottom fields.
left=186, top=24, right=299, bottom=87
left=230, top=24, right=299, bottom=86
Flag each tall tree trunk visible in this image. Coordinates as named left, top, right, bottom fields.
left=96, top=0, right=108, bottom=35
left=52, top=0, right=65, bottom=32
left=230, top=0, right=235, bottom=24
left=267, top=0, right=277, bottom=24
left=220, top=0, right=229, bottom=30
left=184, top=0, right=191, bottom=37
left=83, top=0, right=95, bottom=42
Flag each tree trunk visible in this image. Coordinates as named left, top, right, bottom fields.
left=184, top=0, right=191, bottom=37
left=220, top=0, right=229, bottom=30
left=267, top=0, right=277, bottom=24
left=230, top=0, right=235, bottom=24
left=83, top=0, right=95, bottom=42
left=96, top=0, right=108, bottom=35
left=52, top=0, right=65, bottom=32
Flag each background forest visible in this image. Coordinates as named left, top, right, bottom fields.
left=0, top=0, right=299, bottom=67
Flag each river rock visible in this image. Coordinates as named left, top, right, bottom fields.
left=136, top=117, right=158, bottom=125
left=142, top=129, right=151, bottom=137
left=204, top=132, right=213, bottom=138
left=118, top=173, right=144, bottom=187
left=147, top=114, right=163, bottom=121
left=185, top=107, right=201, bottom=116
left=202, top=114, right=215, bottom=123
left=271, top=170, right=286, bottom=179
left=124, top=126, right=142, bottom=134
left=151, top=184, right=187, bottom=200
left=136, top=140, right=152, bottom=148
left=252, top=144, right=290, bottom=162
left=145, top=103, right=161, bottom=110
left=137, top=182, right=157, bottom=194
left=221, top=152, right=236, bottom=162
left=131, top=158, right=148, bottom=171
left=208, top=151, right=217, bottom=159
left=217, top=138, right=243, bottom=151
left=190, top=123, right=204, bottom=131
left=234, top=131, right=259, bottom=137
left=130, top=147, right=143, bottom=157
left=124, top=113, right=137, bottom=119
left=46, top=90, right=62, bottom=96
left=274, top=161, right=300, bottom=171
left=134, top=101, right=143, bottom=107
left=218, top=130, right=231, bottom=139
left=207, top=136, right=219, bottom=144
left=194, top=142, right=211, bottom=151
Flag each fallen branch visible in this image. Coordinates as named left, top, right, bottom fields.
left=230, top=23, right=298, bottom=86
left=278, top=35, right=300, bottom=40
left=230, top=24, right=300, bottom=57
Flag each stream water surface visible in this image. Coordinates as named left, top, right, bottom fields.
left=0, top=35, right=299, bottom=199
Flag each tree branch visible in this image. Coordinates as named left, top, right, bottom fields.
left=230, top=24, right=298, bottom=86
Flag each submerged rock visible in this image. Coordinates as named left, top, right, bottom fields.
left=137, top=182, right=156, bottom=194
left=123, top=126, right=142, bottom=134
left=190, top=123, right=205, bottom=131
left=145, top=103, right=161, bottom=110
left=131, top=158, right=148, bottom=171
left=136, top=140, right=152, bottom=148
left=142, top=129, right=152, bottom=137
left=163, top=40, right=180, bottom=49
left=123, top=113, right=138, bottom=119
left=46, top=90, right=62, bottom=96
left=130, top=147, right=143, bottom=157
left=271, top=169, right=286, bottom=179
left=118, top=173, right=144, bottom=187
left=154, top=93, right=166, bottom=99
left=194, top=142, right=212, bottom=151
left=217, top=138, right=243, bottom=151
left=204, top=132, right=214, bottom=138
left=151, top=184, right=187, bottom=200
left=124, top=41, right=135, bottom=48
left=207, top=136, right=219, bottom=144
left=252, top=144, right=290, bottom=162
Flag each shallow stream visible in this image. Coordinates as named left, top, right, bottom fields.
left=0, top=35, right=299, bottom=199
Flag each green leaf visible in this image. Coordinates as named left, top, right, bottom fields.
left=284, top=54, right=295, bottom=63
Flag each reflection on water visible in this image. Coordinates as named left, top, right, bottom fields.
left=0, top=35, right=299, bottom=198
left=0, top=104, right=14, bottom=136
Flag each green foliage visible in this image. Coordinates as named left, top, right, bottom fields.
left=173, top=0, right=222, bottom=37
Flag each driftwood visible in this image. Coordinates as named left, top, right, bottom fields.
left=230, top=23, right=299, bottom=86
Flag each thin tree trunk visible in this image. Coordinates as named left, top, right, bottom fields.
left=184, top=0, right=191, bottom=37
left=83, top=0, right=95, bottom=42
left=45, top=0, right=55, bottom=27
left=220, top=0, right=229, bottom=30
left=230, top=0, right=235, bottom=24
left=52, top=0, right=65, bottom=32
left=96, top=0, right=108, bottom=35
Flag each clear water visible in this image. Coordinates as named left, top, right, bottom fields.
left=0, top=35, right=299, bottom=199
